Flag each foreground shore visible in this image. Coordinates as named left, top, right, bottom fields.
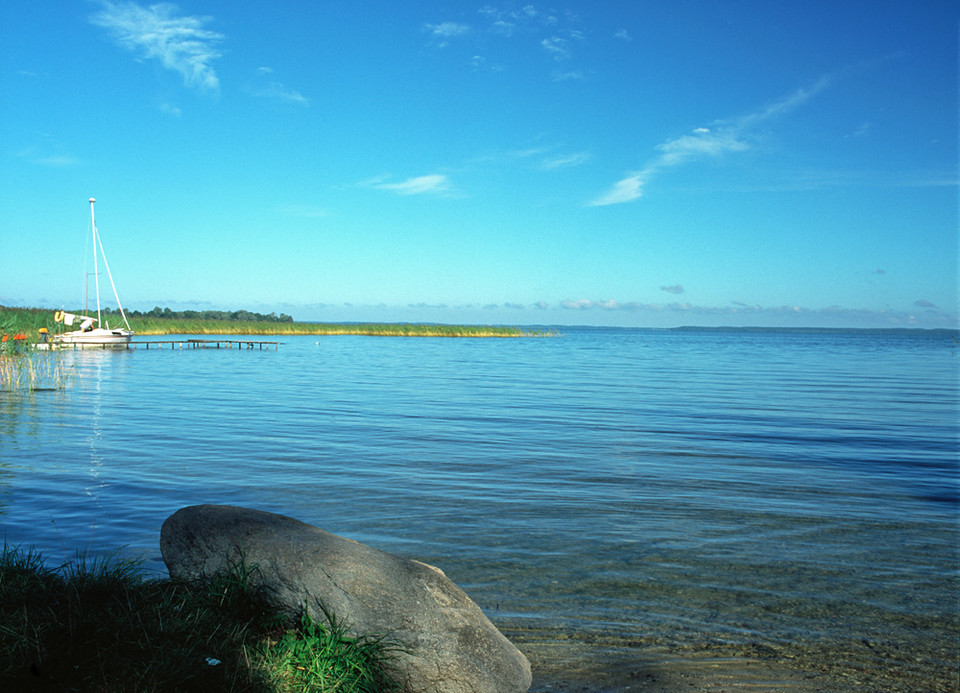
left=519, top=641, right=953, bottom=692
left=9, top=545, right=947, bottom=693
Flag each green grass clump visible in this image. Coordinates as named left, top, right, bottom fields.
left=0, top=545, right=399, bottom=692
left=265, top=607, right=397, bottom=693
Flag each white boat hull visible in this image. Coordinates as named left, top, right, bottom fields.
left=53, top=327, right=134, bottom=349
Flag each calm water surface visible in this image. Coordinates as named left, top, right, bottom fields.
left=2, top=328, right=957, bottom=691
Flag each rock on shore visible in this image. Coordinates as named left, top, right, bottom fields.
left=160, top=504, right=531, bottom=693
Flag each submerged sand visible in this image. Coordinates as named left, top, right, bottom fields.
left=516, top=636, right=957, bottom=692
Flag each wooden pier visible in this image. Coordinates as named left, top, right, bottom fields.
left=44, top=339, right=279, bottom=351
left=131, top=339, right=278, bottom=350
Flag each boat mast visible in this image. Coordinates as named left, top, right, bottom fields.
left=90, top=197, right=101, bottom=327
left=88, top=197, right=132, bottom=332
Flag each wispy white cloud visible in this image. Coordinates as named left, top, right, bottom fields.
left=590, top=174, right=644, bottom=206
left=250, top=67, right=308, bottom=105
left=851, top=122, right=871, bottom=137
left=590, top=76, right=833, bottom=206
left=540, top=151, right=590, bottom=170
left=480, top=6, right=519, bottom=36
left=473, top=145, right=547, bottom=165
left=291, top=298, right=956, bottom=328
left=408, top=302, right=449, bottom=310
left=35, top=155, right=81, bottom=167
left=541, top=36, right=570, bottom=61
left=90, top=0, right=223, bottom=92
left=250, top=67, right=310, bottom=106
left=427, top=21, right=470, bottom=37
left=438, top=5, right=586, bottom=72
left=560, top=298, right=659, bottom=312
left=374, top=174, right=455, bottom=196
left=489, top=20, right=517, bottom=37
left=551, top=69, right=584, bottom=82
left=660, top=284, right=685, bottom=295
left=16, top=141, right=81, bottom=167
left=423, top=21, right=470, bottom=47
left=654, top=127, right=750, bottom=165
left=474, top=143, right=590, bottom=172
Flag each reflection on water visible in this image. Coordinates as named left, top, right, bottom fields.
left=84, top=353, right=105, bottom=502
left=0, top=329, right=956, bottom=690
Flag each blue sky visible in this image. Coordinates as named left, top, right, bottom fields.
left=2, top=1, right=957, bottom=328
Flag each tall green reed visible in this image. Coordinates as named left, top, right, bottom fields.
left=0, top=308, right=70, bottom=392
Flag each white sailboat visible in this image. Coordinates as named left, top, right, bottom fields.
left=53, top=198, right=135, bottom=348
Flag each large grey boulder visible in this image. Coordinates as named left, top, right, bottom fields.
left=160, top=504, right=531, bottom=693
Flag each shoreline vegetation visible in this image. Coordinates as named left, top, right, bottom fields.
left=3, top=305, right=955, bottom=340
left=0, top=305, right=547, bottom=391
left=0, top=305, right=550, bottom=339
left=2, top=304, right=954, bottom=391
left=0, top=545, right=398, bottom=692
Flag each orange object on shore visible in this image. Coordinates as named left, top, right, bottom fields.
left=13, top=334, right=27, bottom=341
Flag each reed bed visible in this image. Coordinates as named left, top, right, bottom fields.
left=0, top=306, right=70, bottom=391
left=1, top=305, right=554, bottom=341
left=0, top=350, right=70, bottom=392
left=129, top=318, right=548, bottom=337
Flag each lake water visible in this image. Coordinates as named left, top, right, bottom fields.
left=2, top=327, right=958, bottom=691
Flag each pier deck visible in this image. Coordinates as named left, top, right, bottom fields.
left=46, top=339, right=279, bottom=350
left=132, top=339, right=278, bottom=350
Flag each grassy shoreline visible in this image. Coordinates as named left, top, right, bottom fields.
left=134, top=320, right=544, bottom=337
left=1, top=305, right=551, bottom=339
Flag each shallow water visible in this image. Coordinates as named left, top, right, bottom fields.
left=2, top=328, right=957, bottom=690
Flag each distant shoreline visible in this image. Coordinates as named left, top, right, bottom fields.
left=519, top=324, right=957, bottom=336
left=124, top=323, right=960, bottom=338
left=2, top=305, right=955, bottom=338
left=667, top=325, right=958, bottom=335
left=0, top=306, right=551, bottom=339
left=133, top=323, right=550, bottom=338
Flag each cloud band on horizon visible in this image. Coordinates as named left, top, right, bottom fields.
left=554, top=297, right=952, bottom=326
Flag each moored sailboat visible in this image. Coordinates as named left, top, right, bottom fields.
left=53, top=198, right=134, bottom=348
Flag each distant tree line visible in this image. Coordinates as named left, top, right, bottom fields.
left=100, top=306, right=294, bottom=323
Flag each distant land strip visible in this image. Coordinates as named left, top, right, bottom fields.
left=0, top=306, right=551, bottom=339
left=132, top=320, right=546, bottom=338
